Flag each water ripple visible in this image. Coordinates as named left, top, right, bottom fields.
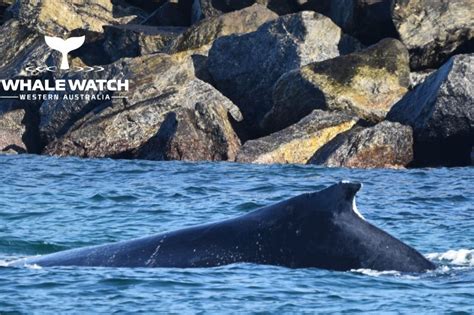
left=0, top=154, right=473, bottom=313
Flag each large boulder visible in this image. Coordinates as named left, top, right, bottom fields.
left=207, top=11, right=361, bottom=138
left=387, top=54, right=474, bottom=167
left=170, top=4, right=278, bottom=53
left=39, top=51, right=241, bottom=146
left=392, top=0, right=474, bottom=70
left=42, top=53, right=242, bottom=158
left=10, top=0, right=138, bottom=35
left=192, top=0, right=296, bottom=23
left=103, top=24, right=185, bottom=61
left=136, top=101, right=241, bottom=161
left=236, top=110, right=357, bottom=164
left=263, top=39, right=410, bottom=134
left=309, top=121, right=414, bottom=168
left=39, top=53, right=196, bottom=146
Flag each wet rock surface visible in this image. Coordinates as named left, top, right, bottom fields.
left=236, top=110, right=357, bottom=164
left=309, top=121, right=414, bottom=169
left=263, top=39, right=410, bottom=134
left=387, top=54, right=474, bottom=167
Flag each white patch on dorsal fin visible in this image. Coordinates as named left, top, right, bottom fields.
left=352, top=196, right=365, bottom=220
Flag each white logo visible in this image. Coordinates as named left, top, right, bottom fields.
left=44, top=36, right=85, bottom=70
left=0, top=35, right=129, bottom=102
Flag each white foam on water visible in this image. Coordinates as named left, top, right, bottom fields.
left=350, top=268, right=401, bottom=277
left=24, top=263, right=42, bottom=270
left=0, top=260, right=10, bottom=267
left=426, top=249, right=474, bottom=266
left=0, top=256, right=41, bottom=269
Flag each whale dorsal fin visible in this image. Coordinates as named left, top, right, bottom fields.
left=307, top=181, right=364, bottom=219
left=339, top=181, right=362, bottom=201
left=340, top=181, right=365, bottom=220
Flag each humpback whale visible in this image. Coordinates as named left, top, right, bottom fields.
left=8, top=182, right=435, bottom=272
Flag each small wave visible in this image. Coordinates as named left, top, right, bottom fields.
left=426, top=249, right=474, bottom=266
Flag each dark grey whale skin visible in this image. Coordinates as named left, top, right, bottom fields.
left=9, top=182, right=435, bottom=272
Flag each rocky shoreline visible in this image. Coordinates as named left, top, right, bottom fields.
left=0, top=0, right=473, bottom=168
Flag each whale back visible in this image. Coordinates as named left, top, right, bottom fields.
left=8, top=182, right=435, bottom=272
left=257, top=181, right=435, bottom=272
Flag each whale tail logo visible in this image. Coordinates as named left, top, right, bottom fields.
left=44, top=36, right=85, bottom=70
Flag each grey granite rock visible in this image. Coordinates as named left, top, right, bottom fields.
left=10, top=0, right=139, bottom=35
left=0, top=107, right=27, bottom=153
left=263, top=39, right=409, bottom=134
left=136, top=101, right=241, bottom=161
left=207, top=11, right=361, bottom=139
left=309, top=121, right=414, bottom=168
left=392, top=0, right=474, bottom=70
left=409, top=69, right=435, bottom=89
left=39, top=53, right=196, bottom=146
left=42, top=53, right=242, bottom=158
left=103, top=24, right=185, bottom=61
left=0, top=19, right=53, bottom=78
left=170, top=4, right=278, bottom=54
left=0, top=101, right=41, bottom=154
left=192, top=0, right=296, bottom=23
left=387, top=54, right=474, bottom=166
left=236, top=110, right=357, bottom=164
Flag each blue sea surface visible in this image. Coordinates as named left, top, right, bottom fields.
left=0, top=154, right=473, bottom=313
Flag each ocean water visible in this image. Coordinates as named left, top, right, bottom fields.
left=0, top=154, right=473, bottom=314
